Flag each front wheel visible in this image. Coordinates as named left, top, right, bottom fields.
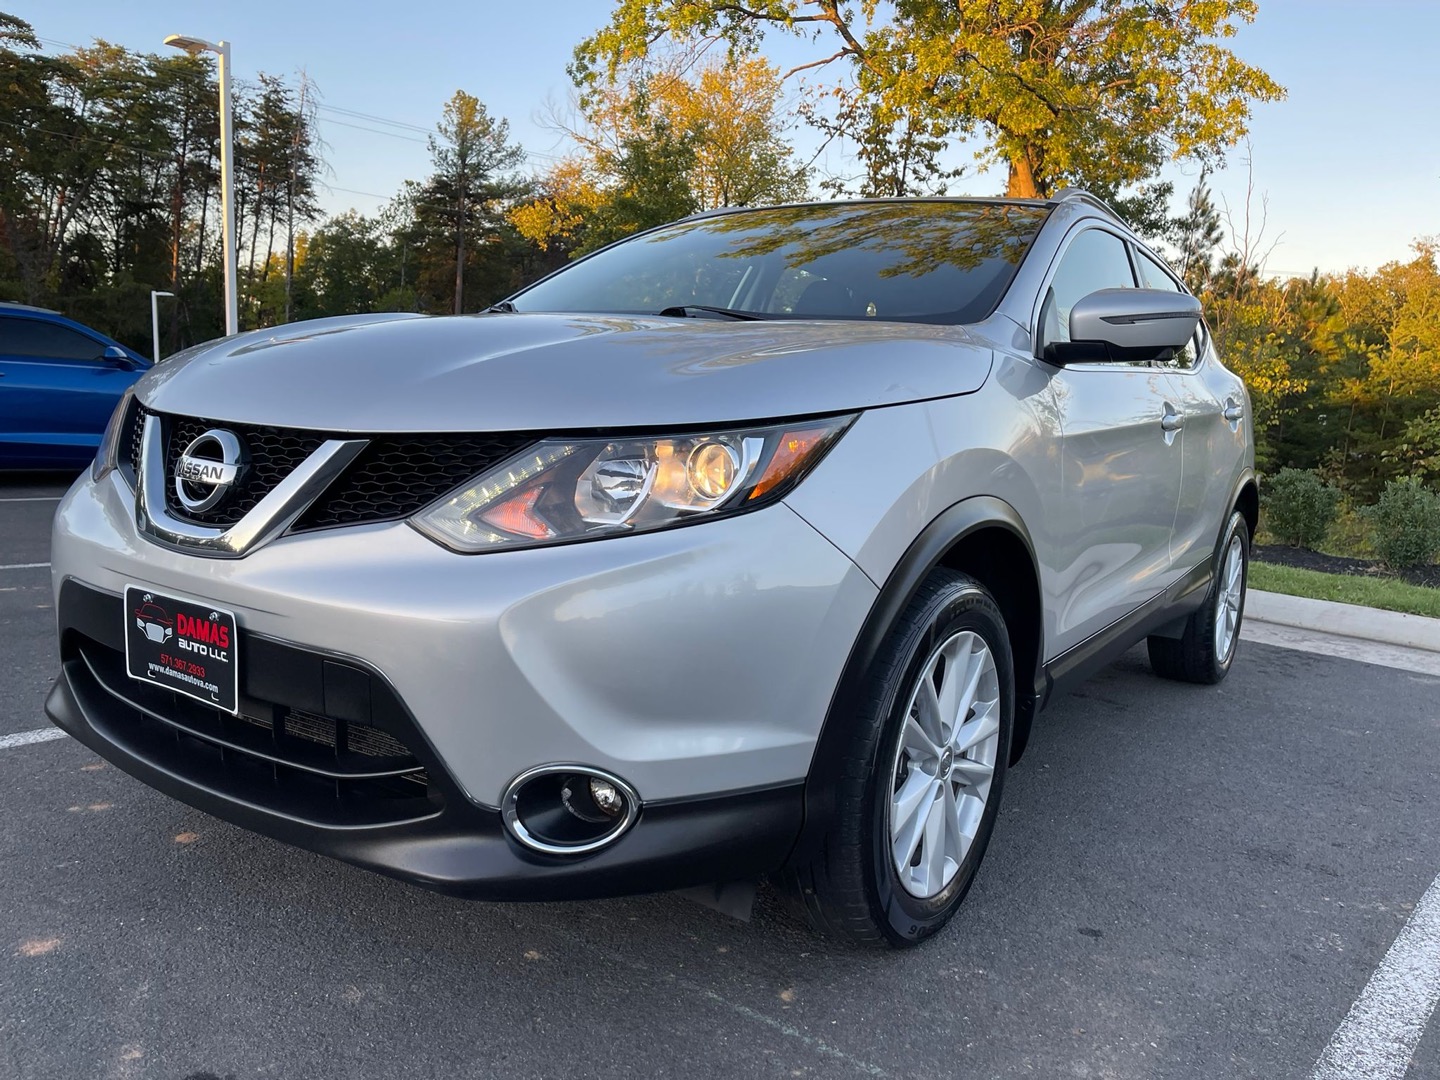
left=1148, top=510, right=1249, bottom=684
left=782, top=569, right=1013, bottom=947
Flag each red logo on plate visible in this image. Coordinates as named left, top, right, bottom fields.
left=134, top=599, right=173, bottom=645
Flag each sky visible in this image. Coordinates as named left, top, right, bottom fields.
left=13, top=0, right=1439, bottom=277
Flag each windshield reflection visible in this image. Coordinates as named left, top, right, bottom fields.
left=513, top=201, right=1048, bottom=325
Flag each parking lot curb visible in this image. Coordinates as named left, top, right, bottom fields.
left=1247, top=589, right=1440, bottom=654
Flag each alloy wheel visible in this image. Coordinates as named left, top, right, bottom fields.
left=888, top=630, right=1001, bottom=899
left=1214, top=535, right=1245, bottom=662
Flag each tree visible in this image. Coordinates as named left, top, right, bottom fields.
left=514, top=102, right=698, bottom=258
left=1172, top=170, right=1225, bottom=290
left=423, top=90, right=526, bottom=313
left=574, top=1, right=1285, bottom=199
left=649, top=57, right=809, bottom=208
left=517, top=54, right=807, bottom=256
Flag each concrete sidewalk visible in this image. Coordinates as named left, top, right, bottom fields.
left=1244, top=589, right=1440, bottom=676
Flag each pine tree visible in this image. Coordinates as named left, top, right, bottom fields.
left=1173, top=171, right=1226, bottom=291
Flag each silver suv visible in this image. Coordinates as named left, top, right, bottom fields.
left=48, top=193, right=1254, bottom=947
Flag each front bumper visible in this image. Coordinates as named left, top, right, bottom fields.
left=48, top=471, right=876, bottom=896
left=47, top=585, right=803, bottom=898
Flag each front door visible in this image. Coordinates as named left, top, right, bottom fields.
left=1035, top=227, right=1186, bottom=654
left=0, top=316, right=134, bottom=467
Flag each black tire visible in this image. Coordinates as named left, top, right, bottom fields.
left=1147, top=510, right=1250, bottom=685
left=782, top=569, right=1013, bottom=948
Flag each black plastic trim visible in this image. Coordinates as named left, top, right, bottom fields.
left=1040, top=558, right=1212, bottom=705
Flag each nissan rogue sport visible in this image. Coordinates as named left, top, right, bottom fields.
left=47, top=192, right=1255, bottom=947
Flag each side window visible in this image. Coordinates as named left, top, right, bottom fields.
left=1135, top=249, right=1200, bottom=371
left=1038, top=228, right=1136, bottom=353
left=0, top=317, right=105, bottom=361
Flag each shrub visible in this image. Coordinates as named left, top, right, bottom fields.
left=1364, top=477, right=1440, bottom=569
left=1263, top=468, right=1340, bottom=548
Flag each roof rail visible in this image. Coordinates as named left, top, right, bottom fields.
left=0, top=300, right=61, bottom=315
left=1050, top=188, right=1126, bottom=223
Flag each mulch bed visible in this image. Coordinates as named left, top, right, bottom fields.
left=1252, top=544, right=1440, bottom=590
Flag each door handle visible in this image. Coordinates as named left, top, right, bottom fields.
left=1160, top=407, right=1184, bottom=432
left=1223, top=402, right=1244, bottom=423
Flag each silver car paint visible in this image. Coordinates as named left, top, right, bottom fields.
left=139, top=312, right=994, bottom=432
left=50, top=196, right=1253, bottom=816
left=789, top=201, right=1253, bottom=661
left=53, top=469, right=877, bottom=805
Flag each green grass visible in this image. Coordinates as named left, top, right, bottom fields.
left=1249, top=561, right=1440, bottom=619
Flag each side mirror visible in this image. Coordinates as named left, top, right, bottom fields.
left=101, top=344, right=137, bottom=370
left=1044, top=288, right=1201, bottom=366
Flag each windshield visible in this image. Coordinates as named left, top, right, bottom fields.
left=509, top=201, right=1049, bottom=325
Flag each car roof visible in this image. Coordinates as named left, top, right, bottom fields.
left=673, top=189, right=1125, bottom=227
left=0, top=301, right=62, bottom=316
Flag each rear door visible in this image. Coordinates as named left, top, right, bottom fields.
left=0, top=315, right=136, bottom=467
left=1036, top=226, right=1187, bottom=653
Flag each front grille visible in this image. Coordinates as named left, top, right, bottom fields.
left=131, top=406, right=533, bottom=534
left=162, top=411, right=326, bottom=527
left=67, top=631, right=438, bottom=828
left=121, top=397, right=144, bottom=482
left=295, top=433, right=533, bottom=530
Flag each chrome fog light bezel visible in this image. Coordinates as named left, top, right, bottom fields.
left=501, top=763, right=642, bottom=856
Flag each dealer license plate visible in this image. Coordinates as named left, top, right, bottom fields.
left=124, top=584, right=239, bottom=714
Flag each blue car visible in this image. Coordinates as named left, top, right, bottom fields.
left=0, top=302, right=151, bottom=469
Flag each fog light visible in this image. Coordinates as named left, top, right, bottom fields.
left=504, top=765, right=642, bottom=856
left=589, top=777, right=624, bottom=817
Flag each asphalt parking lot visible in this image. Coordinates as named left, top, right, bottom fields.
left=2, top=471, right=1439, bottom=1080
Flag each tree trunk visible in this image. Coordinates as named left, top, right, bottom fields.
left=454, top=188, right=466, bottom=315
left=1005, top=149, right=1042, bottom=198
left=284, top=192, right=295, bottom=324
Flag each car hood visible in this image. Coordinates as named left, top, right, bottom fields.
left=136, top=312, right=994, bottom=432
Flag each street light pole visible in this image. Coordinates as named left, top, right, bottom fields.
left=164, top=33, right=238, bottom=337
left=216, top=40, right=237, bottom=337
left=150, top=290, right=175, bottom=363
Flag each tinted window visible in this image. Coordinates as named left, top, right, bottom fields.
left=0, top=317, right=104, bottom=361
left=1134, top=249, right=1199, bottom=370
left=512, top=202, right=1049, bottom=325
left=1136, top=249, right=1179, bottom=291
left=1039, top=228, right=1136, bottom=350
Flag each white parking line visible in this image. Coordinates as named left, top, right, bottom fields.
left=0, top=728, right=67, bottom=751
left=0, top=495, right=61, bottom=502
left=1312, top=871, right=1440, bottom=1079
left=0, top=562, right=50, bottom=571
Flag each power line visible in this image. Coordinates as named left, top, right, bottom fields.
left=316, top=115, right=428, bottom=144
left=316, top=103, right=431, bottom=135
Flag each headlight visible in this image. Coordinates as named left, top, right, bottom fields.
left=410, top=414, right=856, bottom=553
left=91, top=388, right=135, bottom=483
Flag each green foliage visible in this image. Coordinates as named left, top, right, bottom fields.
left=1263, top=468, right=1340, bottom=548
left=0, top=13, right=323, bottom=349
left=575, top=1, right=1285, bottom=200
left=414, top=91, right=529, bottom=313
left=572, top=113, right=699, bottom=255
left=1363, top=477, right=1440, bottom=569
left=514, top=55, right=807, bottom=257
left=1383, top=408, right=1440, bottom=489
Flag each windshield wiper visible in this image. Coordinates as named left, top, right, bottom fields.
left=486, top=300, right=518, bottom=313
left=655, top=304, right=768, bottom=321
